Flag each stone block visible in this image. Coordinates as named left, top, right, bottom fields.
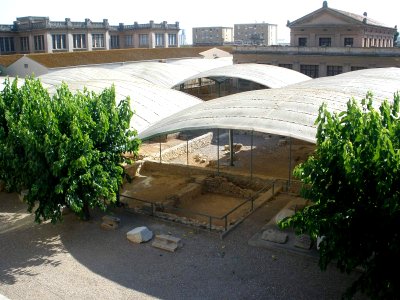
left=261, top=228, right=288, bottom=244
left=152, top=234, right=183, bottom=252
left=294, top=234, right=312, bottom=250
left=102, top=215, right=121, bottom=224
left=101, top=215, right=120, bottom=230
left=101, top=222, right=119, bottom=230
left=127, top=226, right=153, bottom=243
left=274, top=208, right=295, bottom=224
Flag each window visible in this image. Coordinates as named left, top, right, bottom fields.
left=327, top=65, right=343, bottom=76
left=351, top=66, right=367, bottom=71
left=319, top=37, right=331, bottom=47
left=139, top=34, right=148, bottom=47
left=52, top=34, right=66, bottom=50
left=73, top=34, right=86, bottom=49
left=155, top=33, right=164, bottom=47
left=0, top=37, right=15, bottom=53
left=344, top=38, right=354, bottom=47
left=300, top=64, right=319, bottom=78
left=20, top=36, right=29, bottom=52
left=278, top=64, right=293, bottom=69
left=110, top=35, right=119, bottom=49
left=168, top=34, right=177, bottom=46
left=298, top=37, right=307, bottom=46
left=34, top=35, right=45, bottom=51
left=92, top=34, right=104, bottom=48
left=125, top=35, right=133, bottom=47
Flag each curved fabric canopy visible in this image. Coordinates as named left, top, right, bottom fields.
left=43, top=78, right=202, bottom=133
left=115, top=58, right=233, bottom=88
left=138, top=68, right=400, bottom=143
left=174, top=63, right=311, bottom=88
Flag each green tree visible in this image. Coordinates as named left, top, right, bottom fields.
left=0, top=77, right=140, bottom=223
left=280, top=92, right=400, bottom=299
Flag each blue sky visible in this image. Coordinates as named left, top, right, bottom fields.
left=0, top=0, right=398, bottom=43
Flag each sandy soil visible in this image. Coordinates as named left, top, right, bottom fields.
left=127, top=131, right=314, bottom=229
left=141, top=131, right=315, bottom=179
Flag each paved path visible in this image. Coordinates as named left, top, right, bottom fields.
left=0, top=192, right=361, bottom=299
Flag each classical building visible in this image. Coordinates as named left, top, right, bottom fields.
left=192, top=27, right=234, bottom=46
left=234, top=2, right=399, bottom=78
left=234, top=23, right=277, bottom=46
left=0, top=16, right=180, bottom=55
left=287, top=1, right=396, bottom=48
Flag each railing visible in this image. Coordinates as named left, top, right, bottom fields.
left=120, top=180, right=278, bottom=238
left=0, top=25, right=14, bottom=31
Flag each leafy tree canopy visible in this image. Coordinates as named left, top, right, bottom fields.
left=280, top=92, right=400, bottom=299
left=0, top=77, right=140, bottom=223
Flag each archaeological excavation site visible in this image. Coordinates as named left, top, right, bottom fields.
left=120, top=129, right=314, bottom=237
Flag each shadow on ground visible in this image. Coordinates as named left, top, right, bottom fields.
left=0, top=192, right=364, bottom=299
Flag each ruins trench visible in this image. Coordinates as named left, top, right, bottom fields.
left=121, top=130, right=315, bottom=232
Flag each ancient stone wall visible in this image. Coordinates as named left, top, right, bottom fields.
left=146, top=132, right=213, bottom=161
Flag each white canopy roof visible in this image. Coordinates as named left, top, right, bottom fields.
left=174, top=63, right=311, bottom=88
left=138, top=68, right=400, bottom=143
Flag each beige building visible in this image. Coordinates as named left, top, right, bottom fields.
left=192, top=27, right=233, bottom=46
left=0, top=16, right=180, bottom=55
left=287, top=1, right=396, bottom=48
left=234, top=23, right=277, bottom=46
left=234, top=2, right=399, bottom=78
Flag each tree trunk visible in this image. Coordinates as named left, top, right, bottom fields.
left=82, top=201, right=90, bottom=221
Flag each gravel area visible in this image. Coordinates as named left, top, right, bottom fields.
left=0, top=191, right=363, bottom=300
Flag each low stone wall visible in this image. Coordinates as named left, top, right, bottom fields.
left=203, top=176, right=255, bottom=198
left=141, top=160, right=270, bottom=191
left=146, top=132, right=213, bottom=162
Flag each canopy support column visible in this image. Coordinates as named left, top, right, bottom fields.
left=250, top=131, right=254, bottom=180
left=186, top=135, right=189, bottom=166
left=217, top=128, right=220, bottom=174
left=159, top=139, right=162, bottom=164
left=229, top=129, right=234, bottom=167
left=288, top=136, right=292, bottom=189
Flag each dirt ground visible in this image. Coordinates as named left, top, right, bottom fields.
left=125, top=131, right=315, bottom=229
left=0, top=191, right=362, bottom=300
left=140, top=130, right=315, bottom=179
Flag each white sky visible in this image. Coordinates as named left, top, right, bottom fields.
left=0, top=0, right=398, bottom=43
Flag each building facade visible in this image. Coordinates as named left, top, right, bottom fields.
left=0, top=16, right=180, bottom=55
left=233, top=46, right=400, bottom=78
left=192, top=27, right=233, bottom=46
left=287, top=1, right=396, bottom=48
left=234, top=23, right=277, bottom=46
left=233, top=2, right=399, bottom=78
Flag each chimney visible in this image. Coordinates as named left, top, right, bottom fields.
left=323, top=1, right=328, bottom=8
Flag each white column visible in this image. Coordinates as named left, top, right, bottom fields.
left=46, top=33, right=53, bottom=53
left=67, top=32, right=73, bottom=52
left=104, top=31, right=110, bottom=50
left=149, top=32, right=155, bottom=48
left=87, top=32, right=92, bottom=51
left=164, top=32, right=168, bottom=48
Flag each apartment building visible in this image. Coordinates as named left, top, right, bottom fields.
left=0, top=16, right=180, bottom=55
left=192, top=27, right=233, bottom=46
left=234, top=23, right=277, bottom=46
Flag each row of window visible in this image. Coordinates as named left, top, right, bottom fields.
left=279, top=64, right=366, bottom=78
left=298, top=36, right=393, bottom=48
left=0, top=33, right=178, bottom=52
left=299, top=37, right=354, bottom=47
